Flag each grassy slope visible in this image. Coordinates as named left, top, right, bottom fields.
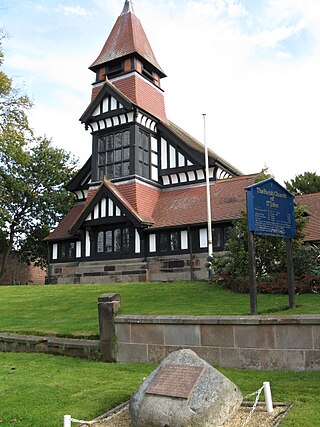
left=0, top=353, right=319, bottom=427
left=0, top=282, right=319, bottom=337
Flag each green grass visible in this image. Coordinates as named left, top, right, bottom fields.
left=0, top=282, right=319, bottom=337
left=0, top=352, right=319, bottom=427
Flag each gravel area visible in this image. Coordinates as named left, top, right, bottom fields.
left=89, top=403, right=289, bottom=427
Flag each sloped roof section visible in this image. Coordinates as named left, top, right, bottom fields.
left=45, top=179, right=155, bottom=241
left=150, top=174, right=257, bottom=229
left=90, top=10, right=165, bottom=76
left=44, top=189, right=97, bottom=241
left=296, top=192, right=320, bottom=243
left=166, top=121, right=243, bottom=176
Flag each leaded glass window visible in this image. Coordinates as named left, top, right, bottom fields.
left=96, top=228, right=132, bottom=254
left=97, top=130, right=131, bottom=180
left=170, top=232, right=179, bottom=251
left=137, top=130, right=149, bottom=179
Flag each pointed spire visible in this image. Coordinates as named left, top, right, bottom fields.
left=121, top=0, right=135, bottom=15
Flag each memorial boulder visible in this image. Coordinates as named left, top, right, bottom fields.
left=129, top=349, right=242, bottom=427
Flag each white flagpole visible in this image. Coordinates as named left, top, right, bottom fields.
left=203, top=114, right=213, bottom=257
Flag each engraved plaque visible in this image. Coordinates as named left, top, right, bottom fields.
left=146, top=364, right=205, bottom=399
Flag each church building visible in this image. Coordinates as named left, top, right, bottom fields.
left=45, top=0, right=258, bottom=284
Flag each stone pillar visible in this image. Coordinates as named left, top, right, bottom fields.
left=98, top=293, right=121, bottom=362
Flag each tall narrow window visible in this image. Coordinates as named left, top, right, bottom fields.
left=170, top=232, right=179, bottom=251
left=114, top=229, right=121, bottom=252
left=97, top=232, right=104, bottom=253
left=159, top=233, right=167, bottom=252
left=122, top=228, right=130, bottom=252
left=137, top=130, right=149, bottom=178
left=105, top=231, right=113, bottom=252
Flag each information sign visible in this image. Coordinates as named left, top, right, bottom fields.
left=246, top=178, right=296, bottom=239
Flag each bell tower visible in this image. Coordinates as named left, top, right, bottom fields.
left=89, top=0, right=166, bottom=97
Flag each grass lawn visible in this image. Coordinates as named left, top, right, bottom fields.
left=0, top=282, right=319, bottom=338
left=0, top=352, right=319, bottom=427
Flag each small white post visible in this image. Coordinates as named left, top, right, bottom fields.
left=64, top=415, right=71, bottom=427
left=263, top=381, right=274, bottom=413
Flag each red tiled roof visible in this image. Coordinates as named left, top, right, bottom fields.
left=90, top=12, right=165, bottom=75
left=45, top=175, right=257, bottom=241
left=296, top=193, right=320, bottom=242
left=150, top=175, right=257, bottom=228
left=44, top=189, right=97, bottom=241
left=116, top=180, right=160, bottom=219
left=113, top=74, right=167, bottom=123
left=104, top=179, right=154, bottom=225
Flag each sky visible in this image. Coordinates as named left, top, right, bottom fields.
left=1, top=0, right=320, bottom=184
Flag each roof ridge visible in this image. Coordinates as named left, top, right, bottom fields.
left=167, top=120, right=243, bottom=176
left=296, top=192, right=320, bottom=198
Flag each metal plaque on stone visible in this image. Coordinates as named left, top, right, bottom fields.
left=146, top=364, right=205, bottom=399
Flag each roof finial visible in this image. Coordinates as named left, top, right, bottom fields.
left=121, top=0, right=135, bottom=15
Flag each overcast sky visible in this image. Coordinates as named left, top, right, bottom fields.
left=2, top=0, right=320, bottom=184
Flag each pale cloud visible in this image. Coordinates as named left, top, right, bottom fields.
left=34, top=4, right=48, bottom=13
left=253, top=21, right=304, bottom=50
left=55, top=4, right=92, bottom=16
left=5, top=0, right=320, bottom=183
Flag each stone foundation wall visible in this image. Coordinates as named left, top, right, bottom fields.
left=114, top=315, right=320, bottom=371
left=0, top=333, right=100, bottom=360
left=47, top=253, right=209, bottom=284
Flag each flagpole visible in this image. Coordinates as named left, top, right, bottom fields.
left=203, top=114, right=213, bottom=258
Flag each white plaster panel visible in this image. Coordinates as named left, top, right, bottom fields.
left=94, top=204, right=99, bottom=219
left=85, top=231, right=90, bottom=257
left=178, top=152, right=185, bottom=167
left=171, top=174, right=178, bottom=184
left=76, top=241, right=82, bottom=258
left=149, top=234, right=156, bottom=252
left=196, top=170, right=205, bottom=180
left=169, top=145, right=176, bottom=168
left=52, top=244, right=58, bottom=260
left=161, top=138, right=168, bottom=169
left=179, top=173, right=187, bottom=183
left=101, top=198, right=107, bottom=217
left=199, top=228, right=208, bottom=248
left=162, top=175, right=170, bottom=185
left=111, top=97, right=117, bottom=110
left=135, top=230, right=141, bottom=254
left=92, top=105, right=100, bottom=116
left=181, top=230, right=188, bottom=250
left=151, top=137, right=158, bottom=152
left=102, top=97, right=109, bottom=113
left=108, top=199, right=114, bottom=216
left=187, top=171, right=196, bottom=181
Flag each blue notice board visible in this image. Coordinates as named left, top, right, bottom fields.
left=246, top=178, right=296, bottom=239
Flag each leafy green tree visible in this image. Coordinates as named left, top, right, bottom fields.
left=285, top=172, right=320, bottom=195
left=0, top=136, right=77, bottom=280
left=0, top=35, right=77, bottom=280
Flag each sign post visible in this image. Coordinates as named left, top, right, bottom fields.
left=246, top=178, right=296, bottom=314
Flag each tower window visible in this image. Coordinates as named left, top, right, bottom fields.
left=97, top=130, right=131, bottom=180
left=106, top=61, right=123, bottom=79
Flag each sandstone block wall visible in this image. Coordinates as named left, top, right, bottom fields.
left=115, top=315, right=320, bottom=371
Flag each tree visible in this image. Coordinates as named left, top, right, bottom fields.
left=0, top=35, right=77, bottom=281
left=285, top=172, right=320, bottom=195
left=0, top=135, right=77, bottom=280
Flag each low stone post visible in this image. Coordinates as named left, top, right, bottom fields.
left=98, top=293, right=121, bottom=362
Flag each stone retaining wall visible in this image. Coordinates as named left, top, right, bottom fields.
left=0, top=333, right=100, bottom=360
left=114, top=315, right=320, bottom=371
